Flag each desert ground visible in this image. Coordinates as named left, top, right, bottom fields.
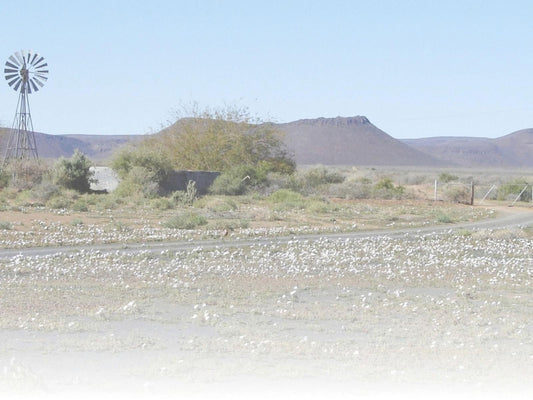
left=0, top=198, right=531, bottom=399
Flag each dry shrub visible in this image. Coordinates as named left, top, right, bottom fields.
left=443, top=185, right=471, bottom=204
left=7, top=159, right=49, bottom=190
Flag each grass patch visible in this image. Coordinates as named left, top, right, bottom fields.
left=268, top=189, right=305, bottom=210
left=0, top=221, right=12, bottom=230
left=72, top=200, right=89, bottom=212
left=71, top=218, right=84, bottom=226
left=163, top=212, right=208, bottom=229
left=436, top=213, right=453, bottom=223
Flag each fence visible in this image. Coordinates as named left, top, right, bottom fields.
left=432, top=180, right=533, bottom=206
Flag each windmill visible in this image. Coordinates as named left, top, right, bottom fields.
left=1, top=50, right=49, bottom=169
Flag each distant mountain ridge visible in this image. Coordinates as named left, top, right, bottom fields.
left=403, top=128, right=533, bottom=167
left=1, top=119, right=533, bottom=168
left=0, top=128, right=143, bottom=160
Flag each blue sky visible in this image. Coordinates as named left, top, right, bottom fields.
left=0, top=0, right=532, bottom=138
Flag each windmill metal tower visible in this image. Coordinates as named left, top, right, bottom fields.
left=1, top=50, right=49, bottom=169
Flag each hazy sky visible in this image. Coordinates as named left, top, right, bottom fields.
left=0, top=0, right=532, bottom=138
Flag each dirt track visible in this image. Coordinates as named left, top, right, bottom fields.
left=1, top=205, right=532, bottom=259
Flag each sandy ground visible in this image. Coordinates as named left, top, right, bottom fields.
left=0, top=213, right=532, bottom=399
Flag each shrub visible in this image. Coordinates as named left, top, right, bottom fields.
left=72, top=199, right=89, bottom=212
left=305, top=198, right=332, bottom=213
left=53, top=150, right=95, bottom=193
left=31, top=182, right=61, bottom=204
left=436, top=213, right=453, bottom=223
left=6, top=159, right=50, bottom=190
left=439, top=172, right=459, bottom=183
left=94, top=195, right=120, bottom=211
left=0, top=221, right=12, bottom=230
left=0, top=170, right=9, bottom=188
left=328, top=178, right=372, bottom=200
left=195, top=196, right=238, bottom=212
left=163, top=212, right=207, bottom=229
left=209, top=165, right=258, bottom=195
left=372, top=178, right=405, bottom=199
left=46, top=197, right=72, bottom=209
left=304, top=166, right=345, bottom=187
left=171, top=180, right=198, bottom=206
left=268, top=189, right=305, bottom=209
left=151, top=197, right=175, bottom=210
left=497, top=179, right=531, bottom=202
left=210, top=220, right=250, bottom=230
left=112, top=147, right=173, bottom=197
left=444, top=185, right=472, bottom=204
left=294, top=166, right=345, bottom=195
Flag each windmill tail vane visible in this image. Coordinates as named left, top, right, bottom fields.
left=1, top=50, right=49, bottom=171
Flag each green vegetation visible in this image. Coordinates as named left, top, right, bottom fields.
left=143, top=105, right=294, bottom=173
left=439, top=172, right=459, bottom=183
left=373, top=177, right=405, bottom=199
left=163, top=212, right=208, bottom=229
left=497, top=178, right=531, bottom=202
left=53, top=150, right=95, bottom=193
left=112, top=147, right=173, bottom=197
left=0, top=221, right=12, bottom=230
left=111, top=105, right=295, bottom=199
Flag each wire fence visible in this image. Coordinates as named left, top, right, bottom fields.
left=431, top=180, right=533, bottom=206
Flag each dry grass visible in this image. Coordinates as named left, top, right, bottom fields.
left=0, top=195, right=494, bottom=249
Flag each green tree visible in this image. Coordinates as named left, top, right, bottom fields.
left=142, top=105, right=294, bottom=173
left=53, top=149, right=95, bottom=193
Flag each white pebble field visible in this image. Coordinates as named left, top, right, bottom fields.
left=0, top=227, right=531, bottom=398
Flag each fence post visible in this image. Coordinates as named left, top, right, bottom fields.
left=470, top=182, right=474, bottom=205
left=434, top=180, right=438, bottom=201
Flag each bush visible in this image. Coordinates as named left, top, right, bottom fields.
left=439, top=172, right=459, bottom=183
left=163, top=212, right=207, bottom=229
left=268, top=189, right=305, bottom=210
left=444, top=185, right=471, bottom=204
left=46, top=197, right=72, bottom=209
left=305, top=198, right=332, bottom=213
left=6, top=159, right=50, bottom=190
left=303, top=166, right=345, bottom=187
left=151, top=197, right=175, bottom=210
left=293, top=166, right=345, bottom=195
left=328, top=178, right=372, bottom=199
left=0, top=170, right=9, bottom=188
left=112, top=147, right=173, bottom=197
left=72, top=199, right=89, bottom=212
left=372, top=178, right=405, bottom=199
left=497, top=179, right=531, bottom=202
left=171, top=180, right=198, bottom=206
left=53, top=150, right=95, bottom=193
left=31, top=182, right=61, bottom=204
left=0, top=221, right=12, bottom=230
left=209, top=165, right=258, bottom=195
left=436, top=213, right=453, bottom=223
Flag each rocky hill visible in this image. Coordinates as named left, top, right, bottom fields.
left=278, top=116, right=445, bottom=166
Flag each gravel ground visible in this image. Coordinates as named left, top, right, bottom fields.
left=0, top=225, right=531, bottom=399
